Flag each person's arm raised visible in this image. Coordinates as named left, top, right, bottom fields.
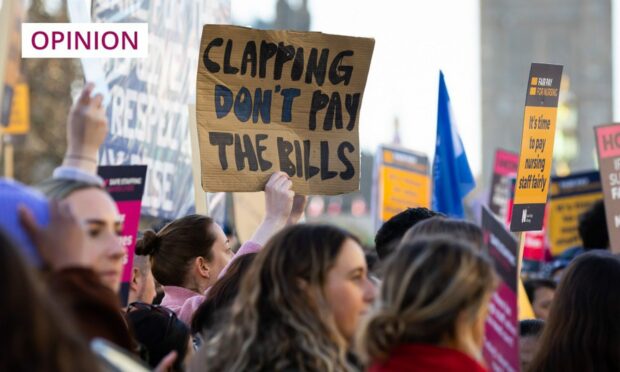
left=62, top=83, right=108, bottom=175
left=248, top=171, right=295, bottom=246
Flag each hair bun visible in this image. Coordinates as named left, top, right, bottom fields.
left=136, top=230, right=161, bottom=256
left=363, top=311, right=406, bottom=360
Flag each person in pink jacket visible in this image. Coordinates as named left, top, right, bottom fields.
left=136, top=171, right=305, bottom=324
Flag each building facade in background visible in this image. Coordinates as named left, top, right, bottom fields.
left=481, top=0, right=612, bottom=183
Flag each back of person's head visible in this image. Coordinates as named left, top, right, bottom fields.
left=129, top=254, right=157, bottom=305
left=529, top=251, right=620, bottom=372
left=402, top=217, right=483, bottom=250
left=195, top=224, right=362, bottom=371
left=135, top=214, right=216, bottom=287
left=0, top=178, right=49, bottom=265
left=127, top=302, right=190, bottom=371
left=191, top=253, right=257, bottom=334
left=524, top=279, right=556, bottom=304
left=520, top=319, right=544, bottom=338
left=0, top=228, right=97, bottom=371
left=578, top=200, right=608, bottom=250
left=374, top=207, right=443, bottom=259
left=359, top=237, right=496, bottom=363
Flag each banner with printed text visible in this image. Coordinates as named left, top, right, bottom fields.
left=92, top=0, right=230, bottom=219
left=510, top=63, right=563, bottom=232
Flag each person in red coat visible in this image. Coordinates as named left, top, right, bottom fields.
left=358, top=237, right=496, bottom=372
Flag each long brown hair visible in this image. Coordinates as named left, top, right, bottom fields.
left=136, top=214, right=216, bottom=287
left=358, top=237, right=496, bottom=363
left=528, top=250, right=620, bottom=372
left=191, top=224, right=359, bottom=372
left=0, top=229, right=98, bottom=371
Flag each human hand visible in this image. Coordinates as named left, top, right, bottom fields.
left=248, top=172, right=294, bottom=246
left=287, top=194, right=307, bottom=225
left=264, top=171, right=294, bottom=226
left=19, top=200, right=89, bottom=271
left=63, top=83, right=108, bottom=173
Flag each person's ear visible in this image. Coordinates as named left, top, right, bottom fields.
left=195, top=256, right=210, bottom=280
left=130, top=267, right=140, bottom=291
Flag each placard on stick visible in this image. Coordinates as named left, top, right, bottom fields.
left=372, top=144, right=430, bottom=230
left=196, top=25, right=375, bottom=195
left=98, top=165, right=147, bottom=306
left=594, top=124, right=620, bottom=253
left=488, top=149, right=519, bottom=221
left=510, top=63, right=563, bottom=232
left=482, top=205, right=519, bottom=372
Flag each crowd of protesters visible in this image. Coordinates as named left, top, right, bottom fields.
left=2, top=83, right=620, bottom=372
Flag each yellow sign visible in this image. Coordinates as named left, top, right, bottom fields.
left=196, top=25, right=375, bottom=195
left=510, top=63, right=563, bottom=232
left=1, top=83, right=29, bottom=135
left=375, top=145, right=430, bottom=225
left=548, top=171, right=602, bottom=255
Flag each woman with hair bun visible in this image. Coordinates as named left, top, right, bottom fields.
left=136, top=171, right=304, bottom=324
left=359, top=237, right=496, bottom=372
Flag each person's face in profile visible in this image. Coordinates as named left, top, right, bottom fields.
left=532, top=287, right=555, bottom=320
left=520, top=334, right=540, bottom=371
left=323, top=238, right=376, bottom=342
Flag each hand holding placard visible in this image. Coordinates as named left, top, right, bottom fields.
left=249, top=171, right=295, bottom=246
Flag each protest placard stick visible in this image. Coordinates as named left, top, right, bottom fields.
left=188, top=104, right=208, bottom=215
left=516, top=232, right=535, bottom=319
left=3, top=138, right=13, bottom=178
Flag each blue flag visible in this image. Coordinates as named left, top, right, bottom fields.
left=432, top=71, right=475, bottom=218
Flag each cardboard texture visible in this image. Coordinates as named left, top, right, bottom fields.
left=594, top=124, right=620, bottom=253
left=511, top=63, right=563, bottom=232
left=196, top=25, right=374, bottom=195
left=548, top=171, right=602, bottom=256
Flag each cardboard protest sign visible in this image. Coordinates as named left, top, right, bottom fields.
left=196, top=25, right=375, bottom=195
left=482, top=205, right=519, bottom=372
left=90, top=1, right=230, bottom=219
left=372, top=144, right=430, bottom=229
left=594, top=124, right=620, bottom=253
left=510, top=63, right=563, bottom=232
left=488, top=149, right=519, bottom=221
left=98, top=165, right=147, bottom=306
left=548, top=171, right=602, bottom=256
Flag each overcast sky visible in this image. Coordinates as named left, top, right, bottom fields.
left=232, top=0, right=482, bottom=175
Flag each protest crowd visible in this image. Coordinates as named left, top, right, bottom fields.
left=1, top=81, right=619, bottom=372
left=2, top=4, right=620, bottom=372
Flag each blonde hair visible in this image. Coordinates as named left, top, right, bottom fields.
left=190, top=224, right=359, bottom=372
left=358, top=236, right=496, bottom=362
